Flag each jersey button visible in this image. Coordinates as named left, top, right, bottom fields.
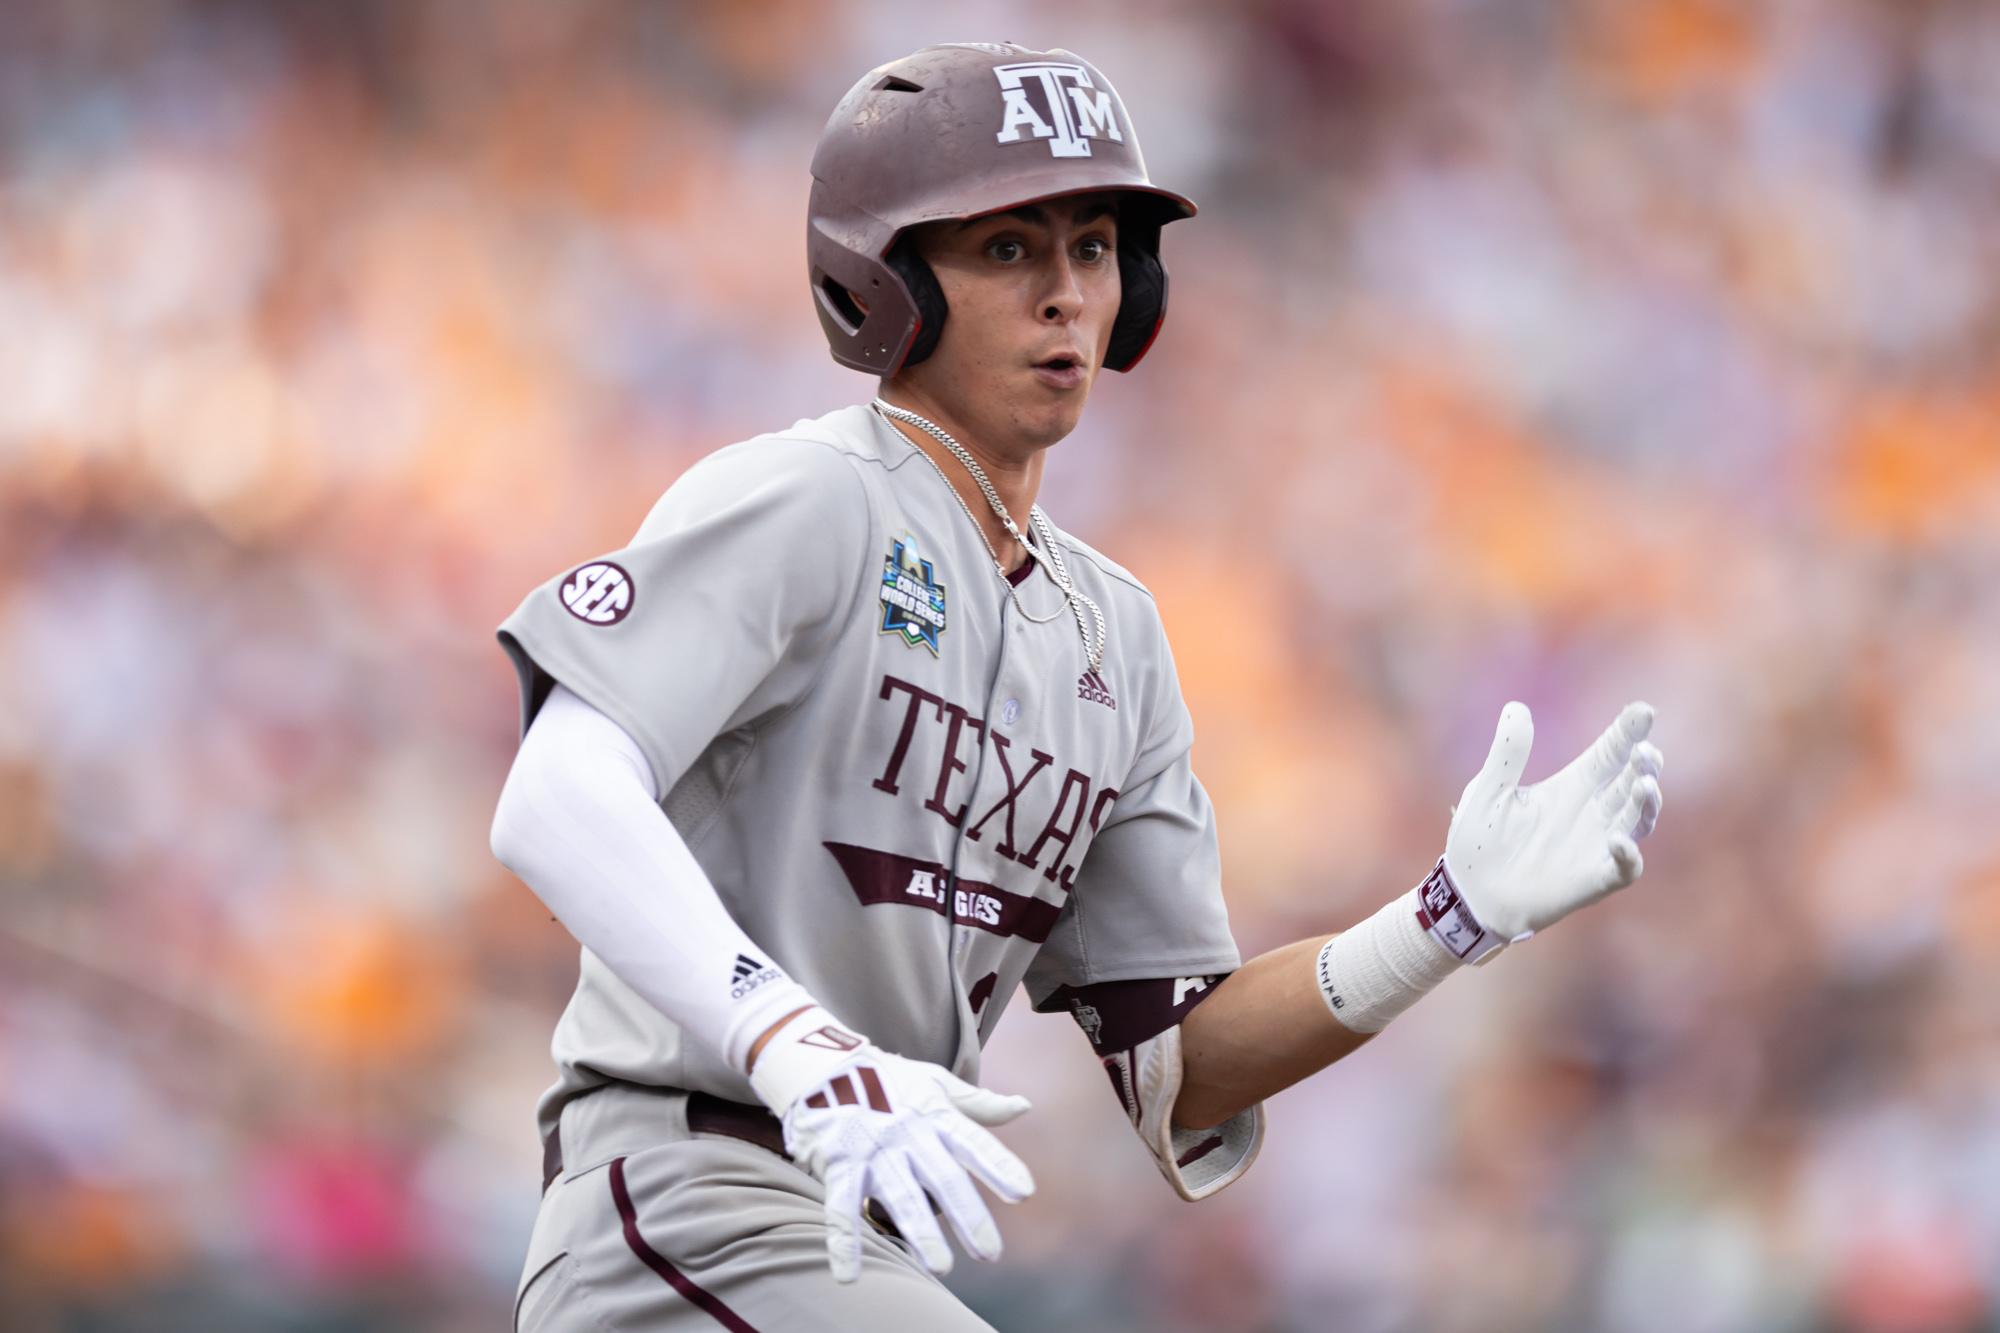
left=1000, top=698, right=1021, bottom=725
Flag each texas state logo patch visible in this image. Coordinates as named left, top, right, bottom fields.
left=878, top=532, right=947, bottom=654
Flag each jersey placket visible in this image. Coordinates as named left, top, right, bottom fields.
left=934, top=563, right=1007, bottom=1070
left=943, top=557, right=1074, bottom=1071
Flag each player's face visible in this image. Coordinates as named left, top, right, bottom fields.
left=893, top=192, right=1122, bottom=454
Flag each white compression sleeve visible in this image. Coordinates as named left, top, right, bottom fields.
left=490, top=684, right=821, bottom=1075
left=1313, top=889, right=1463, bottom=1034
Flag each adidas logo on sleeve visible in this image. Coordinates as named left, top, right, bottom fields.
left=730, top=952, right=782, bottom=1000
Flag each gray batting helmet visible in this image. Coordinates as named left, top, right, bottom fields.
left=808, top=43, right=1197, bottom=377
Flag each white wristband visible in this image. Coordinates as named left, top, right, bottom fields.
left=1316, top=865, right=1489, bottom=1034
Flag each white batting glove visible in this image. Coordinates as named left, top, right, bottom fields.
left=1315, top=703, right=1662, bottom=1032
left=748, top=1007, right=1035, bottom=1283
left=1440, top=701, right=1664, bottom=951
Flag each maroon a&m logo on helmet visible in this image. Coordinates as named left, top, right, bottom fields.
left=560, top=561, right=634, bottom=626
left=993, top=62, right=1124, bottom=158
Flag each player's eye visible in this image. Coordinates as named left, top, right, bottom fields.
left=987, top=238, right=1025, bottom=263
left=1077, top=237, right=1109, bottom=263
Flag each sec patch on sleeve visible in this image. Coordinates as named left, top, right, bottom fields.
left=560, top=562, right=634, bottom=625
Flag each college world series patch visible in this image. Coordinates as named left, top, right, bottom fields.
left=878, top=532, right=947, bottom=654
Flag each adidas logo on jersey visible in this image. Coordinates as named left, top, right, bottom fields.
left=729, top=952, right=781, bottom=1000
left=1077, top=670, right=1116, bottom=709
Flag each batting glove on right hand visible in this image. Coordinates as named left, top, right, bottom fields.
left=748, top=1008, right=1034, bottom=1283
left=1442, top=701, right=1664, bottom=947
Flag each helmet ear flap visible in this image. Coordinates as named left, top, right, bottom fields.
left=1104, top=207, right=1167, bottom=373
left=808, top=217, right=922, bottom=375
left=884, top=237, right=949, bottom=368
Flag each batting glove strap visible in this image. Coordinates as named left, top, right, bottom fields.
left=1102, top=1024, right=1263, bottom=1202
left=1413, top=858, right=1511, bottom=963
left=746, top=1006, right=874, bottom=1115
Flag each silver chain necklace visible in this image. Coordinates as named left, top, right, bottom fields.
left=872, top=399, right=1106, bottom=674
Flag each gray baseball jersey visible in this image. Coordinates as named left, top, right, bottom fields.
left=499, top=404, right=1241, bottom=1140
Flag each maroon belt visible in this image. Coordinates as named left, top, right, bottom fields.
left=688, top=1091, right=791, bottom=1159
left=542, top=1090, right=788, bottom=1192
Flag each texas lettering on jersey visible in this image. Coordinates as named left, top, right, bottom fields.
left=828, top=672, right=1119, bottom=937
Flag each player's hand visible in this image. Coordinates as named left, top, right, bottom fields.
left=1445, top=701, right=1663, bottom=942
left=748, top=1008, right=1034, bottom=1283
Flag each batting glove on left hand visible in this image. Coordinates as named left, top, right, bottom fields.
left=1438, top=701, right=1664, bottom=951
left=749, top=1007, right=1035, bottom=1283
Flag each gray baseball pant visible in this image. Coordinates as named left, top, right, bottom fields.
left=515, top=1081, right=998, bottom=1332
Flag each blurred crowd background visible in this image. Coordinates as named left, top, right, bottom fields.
left=2, top=0, right=1998, bottom=1329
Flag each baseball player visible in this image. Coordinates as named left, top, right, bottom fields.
left=491, top=43, right=1665, bottom=1332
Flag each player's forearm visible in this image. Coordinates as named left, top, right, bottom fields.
left=1172, top=935, right=1370, bottom=1130
left=491, top=685, right=822, bottom=1073
left=1176, top=873, right=1492, bottom=1127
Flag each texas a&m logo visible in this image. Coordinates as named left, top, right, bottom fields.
left=993, top=62, right=1124, bottom=159
left=1413, top=859, right=1503, bottom=963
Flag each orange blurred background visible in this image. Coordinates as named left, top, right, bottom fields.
left=4, top=1, right=2000, bottom=1329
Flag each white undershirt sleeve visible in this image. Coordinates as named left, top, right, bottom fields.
left=489, top=684, right=822, bottom=1075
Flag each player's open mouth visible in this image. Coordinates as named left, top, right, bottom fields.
left=1033, top=356, right=1086, bottom=389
